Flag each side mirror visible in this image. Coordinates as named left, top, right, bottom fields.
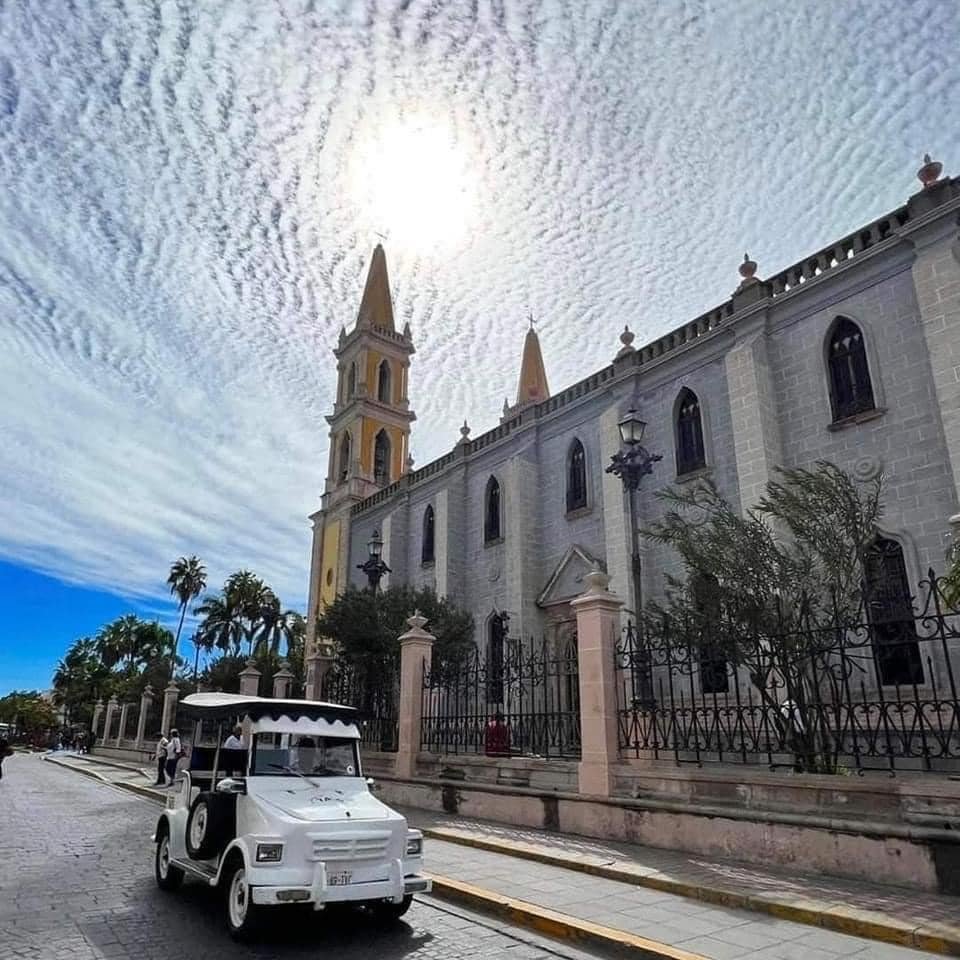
left=216, top=777, right=247, bottom=795
left=365, top=777, right=376, bottom=790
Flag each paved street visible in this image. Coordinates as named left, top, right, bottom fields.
left=0, top=755, right=603, bottom=960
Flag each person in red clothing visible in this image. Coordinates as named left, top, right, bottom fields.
left=484, top=712, right=510, bottom=757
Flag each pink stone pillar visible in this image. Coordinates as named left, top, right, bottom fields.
left=238, top=659, right=262, bottom=697
left=91, top=699, right=104, bottom=738
left=103, top=696, right=118, bottom=743
left=135, top=686, right=154, bottom=747
left=272, top=661, right=295, bottom=699
left=395, top=611, right=434, bottom=779
left=115, top=703, right=130, bottom=747
left=571, top=566, right=624, bottom=797
left=306, top=644, right=336, bottom=701
left=160, top=681, right=179, bottom=735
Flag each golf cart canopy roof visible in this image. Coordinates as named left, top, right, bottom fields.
left=179, top=693, right=360, bottom=738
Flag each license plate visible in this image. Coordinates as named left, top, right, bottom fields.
left=329, top=871, right=352, bottom=886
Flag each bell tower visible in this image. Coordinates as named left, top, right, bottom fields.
left=304, top=244, right=416, bottom=698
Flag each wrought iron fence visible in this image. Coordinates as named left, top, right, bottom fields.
left=616, top=570, right=960, bottom=774
left=421, top=636, right=581, bottom=759
left=321, top=659, right=399, bottom=752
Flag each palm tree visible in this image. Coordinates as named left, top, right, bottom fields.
left=224, top=570, right=271, bottom=655
left=167, top=556, right=207, bottom=671
left=194, top=594, right=244, bottom=655
left=254, top=595, right=303, bottom=657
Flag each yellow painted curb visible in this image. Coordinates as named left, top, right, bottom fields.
left=423, top=827, right=960, bottom=957
left=425, top=873, right=708, bottom=960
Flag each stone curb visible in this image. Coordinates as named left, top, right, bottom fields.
left=422, top=827, right=960, bottom=957
left=425, top=874, right=707, bottom=960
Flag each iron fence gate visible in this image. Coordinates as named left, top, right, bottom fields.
left=321, top=659, right=399, bottom=752
left=616, top=570, right=960, bottom=774
left=421, top=635, right=581, bottom=758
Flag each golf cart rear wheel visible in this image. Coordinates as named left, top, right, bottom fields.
left=186, top=792, right=233, bottom=860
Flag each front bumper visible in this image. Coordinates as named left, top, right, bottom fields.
left=249, top=858, right=432, bottom=908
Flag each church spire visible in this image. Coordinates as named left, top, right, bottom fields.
left=515, top=322, right=550, bottom=406
left=356, top=243, right=395, bottom=331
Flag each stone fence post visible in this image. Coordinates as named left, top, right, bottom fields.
left=273, top=660, right=295, bottom=699
left=136, top=685, right=154, bottom=747
left=571, top=566, right=624, bottom=797
left=103, top=695, right=118, bottom=744
left=115, top=702, right=130, bottom=747
left=91, top=699, right=104, bottom=739
left=305, top=643, right=335, bottom=701
left=160, top=681, right=179, bottom=735
left=239, top=659, right=262, bottom=697
left=395, top=611, right=434, bottom=779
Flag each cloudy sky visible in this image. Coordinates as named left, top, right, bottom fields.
left=2, top=0, right=959, bottom=690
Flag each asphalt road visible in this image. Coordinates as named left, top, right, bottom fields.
left=0, top=754, right=605, bottom=960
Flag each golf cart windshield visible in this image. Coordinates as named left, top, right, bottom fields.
left=250, top=733, right=360, bottom=778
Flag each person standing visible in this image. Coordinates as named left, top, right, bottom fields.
left=222, top=724, right=244, bottom=750
left=164, top=729, right=182, bottom=785
left=0, top=737, right=11, bottom=780
left=155, top=732, right=169, bottom=785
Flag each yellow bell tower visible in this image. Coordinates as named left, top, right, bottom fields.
left=304, top=245, right=415, bottom=698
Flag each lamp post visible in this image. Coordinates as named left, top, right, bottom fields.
left=605, top=408, right=662, bottom=705
left=357, top=529, right=391, bottom=591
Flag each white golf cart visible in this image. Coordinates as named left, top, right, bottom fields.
left=153, top=693, right=431, bottom=938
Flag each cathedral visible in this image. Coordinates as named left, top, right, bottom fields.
left=303, top=158, right=960, bottom=700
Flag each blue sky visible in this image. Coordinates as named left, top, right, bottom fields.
left=2, top=0, right=960, bottom=694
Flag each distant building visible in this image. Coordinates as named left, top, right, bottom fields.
left=304, top=158, right=960, bottom=702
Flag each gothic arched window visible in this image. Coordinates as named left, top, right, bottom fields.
left=827, top=317, right=875, bottom=421
left=377, top=360, right=392, bottom=404
left=373, top=429, right=391, bottom=485
left=487, top=612, right=507, bottom=703
left=421, top=505, right=435, bottom=564
left=484, top=476, right=501, bottom=543
left=566, top=439, right=587, bottom=512
left=338, top=432, right=351, bottom=484
left=346, top=362, right=357, bottom=400
left=676, top=388, right=706, bottom=476
left=864, top=537, right=923, bottom=686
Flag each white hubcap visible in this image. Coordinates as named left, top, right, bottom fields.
left=229, top=869, right=248, bottom=928
left=190, top=807, right=207, bottom=848
left=158, top=837, right=170, bottom=878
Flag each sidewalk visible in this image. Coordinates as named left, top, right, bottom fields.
left=45, top=753, right=960, bottom=959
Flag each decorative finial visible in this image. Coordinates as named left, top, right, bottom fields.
left=459, top=419, right=471, bottom=440
left=917, top=153, right=943, bottom=188
left=739, top=252, right=758, bottom=280
left=402, top=320, right=412, bottom=340
left=616, top=324, right=636, bottom=359
left=502, top=397, right=510, bottom=414
left=338, top=325, right=347, bottom=343
left=406, top=453, right=415, bottom=471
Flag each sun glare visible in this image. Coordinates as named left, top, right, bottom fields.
left=348, top=115, right=477, bottom=254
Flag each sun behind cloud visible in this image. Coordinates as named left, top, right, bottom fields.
left=347, top=111, right=479, bottom=255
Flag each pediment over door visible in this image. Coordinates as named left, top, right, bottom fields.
left=537, top=545, right=604, bottom=608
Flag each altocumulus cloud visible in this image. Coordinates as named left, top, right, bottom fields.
left=0, top=0, right=958, bottom=606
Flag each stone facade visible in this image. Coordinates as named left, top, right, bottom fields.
left=305, top=163, right=960, bottom=696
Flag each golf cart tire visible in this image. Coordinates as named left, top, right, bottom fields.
left=371, top=895, right=413, bottom=920
left=154, top=822, right=184, bottom=891
left=185, top=792, right=234, bottom=860
left=223, top=855, right=261, bottom=941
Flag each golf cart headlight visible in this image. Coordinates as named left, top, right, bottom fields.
left=256, top=843, right=283, bottom=863
left=405, top=836, right=423, bottom=856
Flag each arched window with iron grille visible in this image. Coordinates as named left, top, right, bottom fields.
left=827, top=317, right=875, bottom=421
left=421, top=505, right=435, bottom=564
left=675, top=388, right=706, bottom=476
left=484, top=476, right=501, bottom=543
left=373, top=429, right=391, bottom=485
left=566, top=438, right=587, bottom=512
left=377, top=360, right=392, bottom=404
left=864, top=536, right=923, bottom=686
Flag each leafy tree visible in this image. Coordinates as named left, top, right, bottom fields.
left=167, top=555, right=207, bottom=667
left=317, top=585, right=474, bottom=675
left=640, top=461, right=883, bottom=773
left=52, top=638, right=113, bottom=726
left=0, top=691, right=57, bottom=734
left=224, top=570, right=273, bottom=655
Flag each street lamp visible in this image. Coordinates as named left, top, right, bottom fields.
left=357, top=529, right=391, bottom=590
left=605, top=407, right=662, bottom=705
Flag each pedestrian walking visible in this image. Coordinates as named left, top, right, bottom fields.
left=154, top=732, right=169, bottom=785
left=164, top=729, right=183, bottom=785
left=484, top=712, right=511, bottom=757
left=0, top=737, right=11, bottom=781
